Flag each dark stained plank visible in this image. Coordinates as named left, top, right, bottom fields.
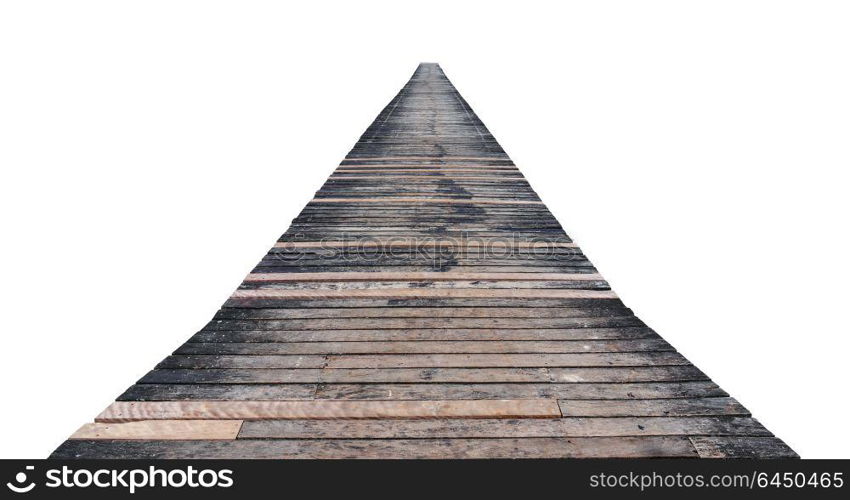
left=690, top=437, right=799, bottom=458
left=190, top=326, right=658, bottom=343
left=324, top=352, right=690, bottom=368
left=201, top=316, right=643, bottom=330
left=175, top=339, right=671, bottom=355
left=229, top=289, right=619, bottom=300
left=238, top=416, right=771, bottom=439
left=96, top=400, right=561, bottom=422
left=70, top=420, right=243, bottom=440
left=212, top=306, right=632, bottom=320
left=52, top=436, right=700, bottom=459
left=139, top=365, right=707, bottom=384
left=313, top=382, right=726, bottom=401
left=558, top=398, right=751, bottom=417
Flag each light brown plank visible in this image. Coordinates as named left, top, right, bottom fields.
left=96, top=400, right=561, bottom=422
left=70, top=420, right=242, bottom=440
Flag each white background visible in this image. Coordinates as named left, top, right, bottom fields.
left=1, top=1, right=848, bottom=459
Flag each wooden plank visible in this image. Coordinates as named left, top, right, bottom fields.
left=96, top=400, right=561, bottom=422
left=239, top=416, right=771, bottom=439
left=156, top=355, right=327, bottom=369
left=237, top=280, right=610, bottom=291
left=140, top=369, right=322, bottom=384
left=230, top=289, right=619, bottom=299
left=313, top=382, right=725, bottom=400
left=212, top=306, right=631, bottom=320
left=328, top=177, right=525, bottom=183
left=142, top=368, right=549, bottom=384
left=273, top=240, right=578, bottom=249
left=324, top=352, right=689, bottom=368
left=558, top=398, right=750, bottom=417
left=202, top=317, right=642, bottom=330
left=118, top=384, right=318, bottom=401
left=341, top=156, right=515, bottom=161
left=51, top=436, right=700, bottom=459
left=190, top=327, right=657, bottom=342
left=175, top=339, right=670, bottom=355
left=52, top=62, right=793, bottom=459
left=70, top=420, right=242, bottom=440
left=690, top=437, right=799, bottom=458
left=224, top=297, right=624, bottom=309
left=310, top=197, right=545, bottom=205
left=244, top=272, right=602, bottom=282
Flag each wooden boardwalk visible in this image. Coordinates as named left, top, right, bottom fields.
left=52, top=63, right=795, bottom=459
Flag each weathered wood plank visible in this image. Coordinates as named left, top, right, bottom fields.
left=118, top=384, right=318, bottom=401
left=324, top=352, right=689, bottom=368
left=176, top=339, right=671, bottom=355
left=271, top=240, right=578, bottom=249
left=52, top=62, right=793, bottom=459
left=559, top=398, right=750, bottom=417
left=190, top=327, right=656, bottom=343
left=223, top=297, right=625, bottom=308
left=155, top=355, right=327, bottom=369
left=96, top=400, right=561, bottom=422
left=690, top=437, right=799, bottom=458
left=140, top=366, right=705, bottom=384
left=51, top=437, right=700, bottom=459
left=230, top=289, right=619, bottom=299
left=310, top=197, right=545, bottom=205
left=313, top=382, right=726, bottom=400
left=244, top=272, right=602, bottom=282
left=238, top=280, right=611, bottom=291
left=70, top=420, right=242, bottom=440
left=202, top=316, right=642, bottom=330
left=239, top=416, right=770, bottom=439
left=212, top=306, right=629, bottom=320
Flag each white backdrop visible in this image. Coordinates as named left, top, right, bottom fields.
left=2, top=1, right=848, bottom=458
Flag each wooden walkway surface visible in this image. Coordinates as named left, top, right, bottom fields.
left=52, top=63, right=796, bottom=459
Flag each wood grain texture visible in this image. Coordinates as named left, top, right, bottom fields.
left=690, top=437, right=799, bottom=458
left=96, top=400, right=562, bottom=422
left=229, top=289, right=619, bottom=299
left=70, top=420, right=242, bottom=440
left=244, top=272, right=603, bottom=282
left=52, top=437, right=700, bottom=459
left=238, top=416, right=770, bottom=439
left=274, top=240, right=578, bottom=249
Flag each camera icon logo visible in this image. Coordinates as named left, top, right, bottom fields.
left=6, top=466, right=36, bottom=494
